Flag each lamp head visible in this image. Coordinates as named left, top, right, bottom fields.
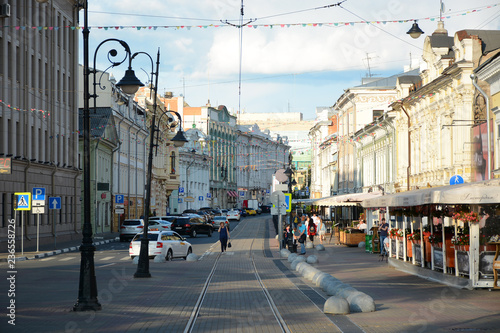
left=116, top=69, right=144, bottom=95
left=171, top=130, right=188, bottom=147
left=407, top=21, right=424, bottom=39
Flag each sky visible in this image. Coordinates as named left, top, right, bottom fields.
left=82, top=0, right=500, bottom=120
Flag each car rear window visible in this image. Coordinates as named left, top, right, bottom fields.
left=132, top=233, right=158, bottom=241
left=172, top=217, right=189, bottom=224
left=123, top=220, right=141, bottom=226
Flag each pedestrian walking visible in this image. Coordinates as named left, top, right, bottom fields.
left=218, top=222, right=230, bottom=253
left=283, top=225, right=294, bottom=251
left=378, top=217, right=389, bottom=257
left=318, top=216, right=326, bottom=244
left=307, top=216, right=316, bottom=243
left=297, top=221, right=307, bottom=255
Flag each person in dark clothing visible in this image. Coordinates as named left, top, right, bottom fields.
left=218, top=222, right=230, bottom=252
left=307, top=216, right=316, bottom=242
left=283, top=225, right=294, bottom=251
left=379, top=218, right=389, bottom=256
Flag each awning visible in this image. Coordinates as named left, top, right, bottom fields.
left=227, top=191, right=237, bottom=197
left=314, top=192, right=383, bottom=207
left=362, top=178, right=500, bottom=208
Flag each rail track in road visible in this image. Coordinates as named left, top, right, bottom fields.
left=183, top=216, right=292, bottom=333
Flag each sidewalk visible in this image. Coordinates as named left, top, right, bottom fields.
left=0, top=232, right=119, bottom=262
left=289, top=236, right=500, bottom=332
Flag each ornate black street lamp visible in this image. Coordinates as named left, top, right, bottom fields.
left=74, top=0, right=144, bottom=311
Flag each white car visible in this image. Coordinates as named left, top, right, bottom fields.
left=129, top=231, right=192, bottom=260
left=227, top=210, right=241, bottom=221
left=148, top=219, right=172, bottom=231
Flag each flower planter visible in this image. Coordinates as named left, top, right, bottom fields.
left=423, top=232, right=432, bottom=263
left=445, top=235, right=455, bottom=268
left=454, top=245, right=470, bottom=252
left=344, top=232, right=365, bottom=247
left=407, top=239, right=413, bottom=257
left=480, top=245, right=496, bottom=252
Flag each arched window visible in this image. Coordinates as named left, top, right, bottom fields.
left=170, top=152, right=176, bottom=174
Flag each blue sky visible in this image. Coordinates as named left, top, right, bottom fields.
left=82, top=0, right=500, bottom=120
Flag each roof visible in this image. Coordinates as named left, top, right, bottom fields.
left=456, top=30, right=500, bottom=55
left=78, top=107, right=114, bottom=138
left=353, top=68, right=420, bottom=89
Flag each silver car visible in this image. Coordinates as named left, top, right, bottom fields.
left=120, top=219, right=144, bottom=242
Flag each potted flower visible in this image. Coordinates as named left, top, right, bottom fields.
left=451, top=233, right=470, bottom=251
left=389, top=228, right=399, bottom=239
left=408, top=230, right=421, bottom=244
left=452, top=211, right=479, bottom=223
left=428, top=233, right=443, bottom=248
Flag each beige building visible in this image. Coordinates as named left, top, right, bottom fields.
left=0, top=1, right=81, bottom=251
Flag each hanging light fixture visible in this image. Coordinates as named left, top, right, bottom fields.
left=407, top=21, right=424, bottom=39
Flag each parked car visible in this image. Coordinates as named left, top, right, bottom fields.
left=129, top=231, right=192, bottom=260
left=170, top=216, right=213, bottom=238
left=213, top=216, right=230, bottom=231
left=147, top=219, right=172, bottom=231
left=197, top=210, right=214, bottom=222
left=255, top=207, right=262, bottom=214
left=238, top=208, right=248, bottom=217
left=150, top=216, right=178, bottom=223
left=261, top=205, right=272, bottom=213
left=245, top=208, right=257, bottom=216
left=211, top=209, right=223, bottom=217
left=220, top=209, right=228, bottom=216
left=227, top=209, right=241, bottom=221
left=120, top=219, right=144, bottom=242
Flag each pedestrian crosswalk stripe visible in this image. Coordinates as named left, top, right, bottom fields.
left=59, top=257, right=75, bottom=261
left=40, top=257, right=56, bottom=261
left=120, top=256, right=131, bottom=261
left=100, top=256, right=114, bottom=261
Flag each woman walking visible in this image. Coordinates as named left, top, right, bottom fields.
left=218, top=222, right=230, bottom=252
left=307, top=215, right=316, bottom=243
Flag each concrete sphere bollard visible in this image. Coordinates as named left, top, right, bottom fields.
left=312, top=272, right=329, bottom=285
left=186, top=253, right=199, bottom=261
left=305, top=240, right=314, bottom=249
left=315, top=244, right=325, bottom=251
left=334, top=285, right=355, bottom=297
left=291, top=256, right=306, bottom=270
left=132, top=256, right=139, bottom=264
left=319, top=275, right=339, bottom=290
left=306, top=255, right=318, bottom=264
left=303, top=266, right=321, bottom=281
left=280, top=248, right=291, bottom=258
left=358, top=241, right=365, bottom=248
left=350, top=293, right=376, bottom=313
left=296, top=262, right=310, bottom=275
left=288, top=253, right=298, bottom=263
left=325, top=281, right=346, bottom=296
left=154, top=255, right=166, bottom=263
left=324, top=296, right=350, bottom=315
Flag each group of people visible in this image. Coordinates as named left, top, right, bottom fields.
left=284, top=213, right=327, bottom=255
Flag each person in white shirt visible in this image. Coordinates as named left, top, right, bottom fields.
left=358, top=220, right=367, bottom=233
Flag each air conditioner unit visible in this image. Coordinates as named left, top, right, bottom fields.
left=0, top=4, right=11, bottom=18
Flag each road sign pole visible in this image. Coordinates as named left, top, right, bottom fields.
left=278, top=197, right=282, bottom=251
left=53, top=210, right=57, bottom=249
left=20, top=211, right=23, bottom=255
left=37, top=214, right=40, bottom=252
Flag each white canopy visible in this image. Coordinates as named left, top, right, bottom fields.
left=362, top=179, right=500, bottom=208
left=315, top=191, right=383, bottom=207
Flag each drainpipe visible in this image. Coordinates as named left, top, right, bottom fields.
left=134, top=125, right=142, bottom=218
left=126, top=114, right=135, bottom=218
left=383, top=115, right=396, bottom=193
left=23, top=160, right=32, bottom=241
left=471, top=74, right=491, bottom=180
left=400, top=104, right=411, bottom=191
left=112, top=108, right=125, bottom=232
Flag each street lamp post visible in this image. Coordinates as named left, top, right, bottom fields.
left=74, top=0, right=143, bottom=311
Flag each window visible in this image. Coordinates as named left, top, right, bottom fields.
left=170, top=152, right=176, bottom=174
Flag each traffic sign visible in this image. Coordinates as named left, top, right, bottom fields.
left=15, top=193, right=31, bottom=210
left=33, top=187, right=46, bottom=201
left=198, top=196, right=204, bottom=201
left=185, top=196, right=195, bottom=202
left=115, top=195, right=124, bottom=204
left=115, top=209, right=125, bottom=214
left=178, top=198, right=183, bottom=203
left=32, top=200, right=45, bottom=207
left=239, top=191, right=245, bottom=197
left=284, top=193, right=292, bottom=212
left=449, top=175, right=464, bottom=185
left=179, top=187, right=185, bottom=194
left=32, top=206, right=45, bottom=214
left=271, top=190, right=285, bottom=205
left=49, top=197, right=61, bottom=210
left=207, top=193, right=212, bottom=198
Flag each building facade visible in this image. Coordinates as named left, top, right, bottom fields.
left=0, top=1, right=81, bottom=251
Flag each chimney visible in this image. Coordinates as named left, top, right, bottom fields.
left=164, top=91, right=173, bottom=98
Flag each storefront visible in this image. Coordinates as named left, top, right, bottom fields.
left=362, top=179, right=500, bottom=289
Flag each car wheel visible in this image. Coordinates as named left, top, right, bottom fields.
left=166, top=249, right=173, bottom=261
left=130, top=256, right=136, bottom=259
left=191, top=230, right=197, bottom=238
left=184, top=247, right=192, bottom=260
left=208, top=229, right=212, bottom=237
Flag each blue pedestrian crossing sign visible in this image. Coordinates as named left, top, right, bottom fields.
left=15, top=192, right=31, bottom=210
left=115, top=195, right=124, bottom=204
left=449, top=175, right=464, bottom=185
left=33, top=187, right=46, bottom=201
left=49, top=197, right=61, bottom=210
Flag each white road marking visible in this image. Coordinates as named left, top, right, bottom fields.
left=59, top=257, right=76, bottom=261
left=120, top=256, right=131, bottom=261
left=99, top=256, right=114, bottom=261
left=40, top=257, right=56, bottom=261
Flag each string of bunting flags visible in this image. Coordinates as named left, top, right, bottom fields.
left=1, top=4, right=496, bottom=32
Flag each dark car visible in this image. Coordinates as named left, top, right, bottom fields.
left=261, top=205, right=272, bottom=213
left=238, top=208, right=248, bottom=217
left=170, top=216, right=213, bottom=238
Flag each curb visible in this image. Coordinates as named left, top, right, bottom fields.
left=0, top=238, right=119, bottom=262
